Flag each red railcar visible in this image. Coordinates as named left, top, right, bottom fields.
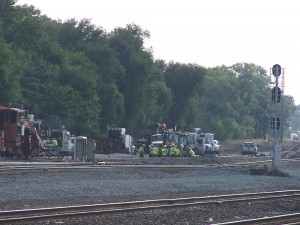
left=0, top=105, right=43, bottom=157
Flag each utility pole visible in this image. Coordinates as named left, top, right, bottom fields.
left=270, top=64, right=284, bottom=171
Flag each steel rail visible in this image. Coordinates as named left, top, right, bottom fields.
left=213, top=212, right=300, bottom=225
left=0, top=190, right=300, bottom=224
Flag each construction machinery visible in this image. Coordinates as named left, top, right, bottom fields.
left=149, top=123, right=182, bottom=156
left=0, top=105, right=43, bottom=157
left=43, top=126, right=72, bottom=157
left=96, top=127, right=134, bottom=154
left=150, top=123, right=166, bottom=147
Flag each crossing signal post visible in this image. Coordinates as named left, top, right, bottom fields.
left=270, top=64, right=284, bottom=171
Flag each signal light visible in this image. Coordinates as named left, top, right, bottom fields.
left=271, top=87, right=281, bottom=103
left=271, top=117, right=280, bottom=130
left=272, top=64, right=281, bottom=76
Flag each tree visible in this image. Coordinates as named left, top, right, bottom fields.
left=59, top=52, right=100, bottom=135
left=0, top=0, right=17, bottom=39
left=231, top=63, right=270, bottom=138
left=97, top=83, right=124, bottom=131
left=109, top=24, right=154, bottom=134
left=0, top=34, right=21, bottom=105
left=280, top=95, right=296, bottom=137
left=7, top=4, right=43, bottom=50
left=83, top=37, right=126, bottom=131
left=289, top=104, right=300, bottom=131
left=164, top=62, right=206, bottom=130
left=202, top=64, right=269, bottom=140
left=57, top=19, right=105, bottom=51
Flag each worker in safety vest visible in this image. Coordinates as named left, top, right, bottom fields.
left=189, top=148, right=196, bottom=157
left=51, top=138, right=58, bottom=149
left=139, top=144, right=145, bottom=158
left=161, top=145, right=167, bottom=157
left=169, top=145, right=176, bottom=157
left=149, top=145, right=153, bottom=157
left=150, top=145, right=158, bottom=157
left=174, top=147, right=181, bottom=157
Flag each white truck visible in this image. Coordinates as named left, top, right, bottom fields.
left=194, top=131, right=216, bottom=155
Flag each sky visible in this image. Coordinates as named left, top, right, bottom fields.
left=17, top=0, right=300, bottom=105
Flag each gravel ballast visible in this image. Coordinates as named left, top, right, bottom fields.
left=1, top=154, right=300, bottom=224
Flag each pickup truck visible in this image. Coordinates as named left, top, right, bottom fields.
left=240, top=141, right=258, bottom=155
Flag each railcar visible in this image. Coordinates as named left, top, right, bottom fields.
left=0, top=105, right=43, bottom=157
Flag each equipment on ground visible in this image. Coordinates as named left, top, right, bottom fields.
left=72, top=136, right=95, bottom=162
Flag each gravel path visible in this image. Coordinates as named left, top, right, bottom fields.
left=1, top=155, right=300, bottom=204
left=1, top=154, right=300, bottom=224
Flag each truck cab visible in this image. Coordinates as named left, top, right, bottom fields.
left=151, top=133, right=163, bottom=147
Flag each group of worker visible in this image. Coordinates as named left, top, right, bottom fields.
left=138, top=143, right=196, bottom=158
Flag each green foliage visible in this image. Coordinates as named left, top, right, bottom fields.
left=290, top=105, right=300, bottom=131
left=0, top=34, right=21, bottom=105
left=9, top=6, right=43, bottom=49
left=281, top=96, right=296, bottom=132
left=203, top=63, right=273, bottom=140
left=0, top=0, right=17, bottom=36
left=98, top=83, right=125, bottom=130
left=109, top=24, right=154, bottom=134
left=165, top=62, right=206, bottom=130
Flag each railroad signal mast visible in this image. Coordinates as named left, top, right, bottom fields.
left=270, top=64, right=284, bottom=171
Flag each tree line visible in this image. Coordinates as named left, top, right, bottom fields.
left=0, top=0, right=296, bottom=141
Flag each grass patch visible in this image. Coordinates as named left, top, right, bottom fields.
left=220, top=139, right=270, bottom=154
left=220, top=138, right=297, bottom=154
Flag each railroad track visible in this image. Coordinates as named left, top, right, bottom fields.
left=0, top=157, right=300, bottom=172
left=1, top=190, right=300, bottom=224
